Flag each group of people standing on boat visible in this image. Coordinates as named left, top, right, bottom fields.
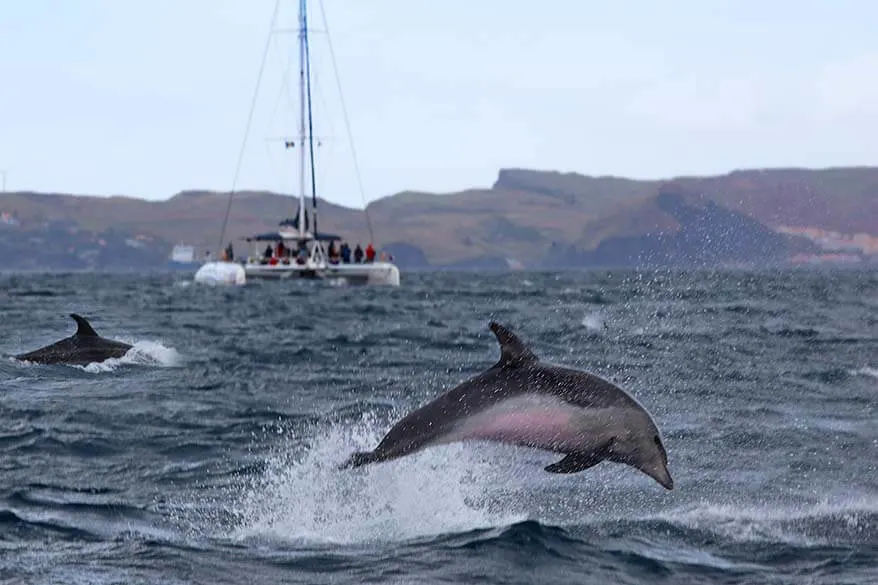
left=327, top=241, right=379, bottom=264
left=256, top=240, right=310, bottom=265
left=235, top=238, right=387, bottom=265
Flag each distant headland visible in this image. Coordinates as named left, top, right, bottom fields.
left=0, top=166, right=875, bottom=271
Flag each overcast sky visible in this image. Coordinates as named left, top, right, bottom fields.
left=1, top=0, right=877, bottom=207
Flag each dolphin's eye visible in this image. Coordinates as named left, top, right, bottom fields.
left=653, top=435, right=661, bottom=446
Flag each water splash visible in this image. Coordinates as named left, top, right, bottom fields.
left=222, top=415, right=527, bottom=545
left=79, top=340, right=181, bottom=373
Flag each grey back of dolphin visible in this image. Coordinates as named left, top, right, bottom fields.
left=342, top=321, right=674, bottom=490
left=15, top=314, right=133, bottom=366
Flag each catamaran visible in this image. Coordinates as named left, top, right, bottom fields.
left=195, top=0, right=400, bottom=286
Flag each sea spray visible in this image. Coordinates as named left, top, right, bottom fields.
left=222, top=413, right=528, bottom=545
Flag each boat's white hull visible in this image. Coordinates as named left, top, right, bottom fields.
left=244, top=261, right=400, bottom=286
left=194, top=261, right=247, bottom=286
left=243, top=262, right=323, bottom=280
left=330, top=262, right=400, bottom=286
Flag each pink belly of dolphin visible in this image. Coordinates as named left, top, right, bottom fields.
left=436, top=395, right=588, bottom=451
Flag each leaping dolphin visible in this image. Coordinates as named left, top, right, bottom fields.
left=342, top=321, right=674, bottom=490
left=15, top=314, right=133, bottom=366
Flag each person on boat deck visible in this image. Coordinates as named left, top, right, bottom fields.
left=365, top=242, right=376, bottom=263
left=327, top=241, right=340, bottom=263
left=340, top=242, right=351, bottom=264
left=225, top=242, right=234, bottom=262
left=276, top=241, right=286, bottom=258
left=263, top=244, right=273, bottom=259
left=296, top=245, right=308, bottom=264
left=353, top=244, right=364, bottom=263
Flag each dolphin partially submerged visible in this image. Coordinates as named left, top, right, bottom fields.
left=343, top=321, right=674, bottom=490
left=15, top=314, right=133, bottom=366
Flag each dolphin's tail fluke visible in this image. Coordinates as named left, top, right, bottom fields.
left=339, top=450, right=378, bottom=470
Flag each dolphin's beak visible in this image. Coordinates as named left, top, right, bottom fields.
left=649, top=463, right=674, bottom=490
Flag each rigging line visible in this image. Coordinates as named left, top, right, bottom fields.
left=317, top=0, right=375, bottom=244
left=268, top=33, right=297, bottom=147
left=216, top=0, right=281, bottom=253
left=267, top=28, right=300, bottom=197
left=303, top=0, right=319, bottom=237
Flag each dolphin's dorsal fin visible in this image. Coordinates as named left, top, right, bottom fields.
left=489, top=321, right=538, bottom=367
left=70, top=314, right=98, bottom=337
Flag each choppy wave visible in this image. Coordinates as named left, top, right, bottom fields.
left=0, top=269, right=875, bottom=585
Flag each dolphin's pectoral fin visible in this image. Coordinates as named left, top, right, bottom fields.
left=70, top=314, right=98, bottom=337
left=544, top=452, right=605, bottom=474
left=489, top=321, right=538, bottom=367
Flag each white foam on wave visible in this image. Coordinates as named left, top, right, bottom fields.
left=581, top=312, right=605, bottom=331
left=79, top=340, right=181, bottom=373
left=850, top=365, right=878, bottom=380
left=225, top=414, right=528, bottom=545
left=645, top=494, right=878, bottom=546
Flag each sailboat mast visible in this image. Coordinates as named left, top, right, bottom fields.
left=297, top=0, right=307, bottom=239
left=303, top=0, right=319, bottom=238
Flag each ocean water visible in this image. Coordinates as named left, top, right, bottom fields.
left=0, top=269, right=875, bottom=585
